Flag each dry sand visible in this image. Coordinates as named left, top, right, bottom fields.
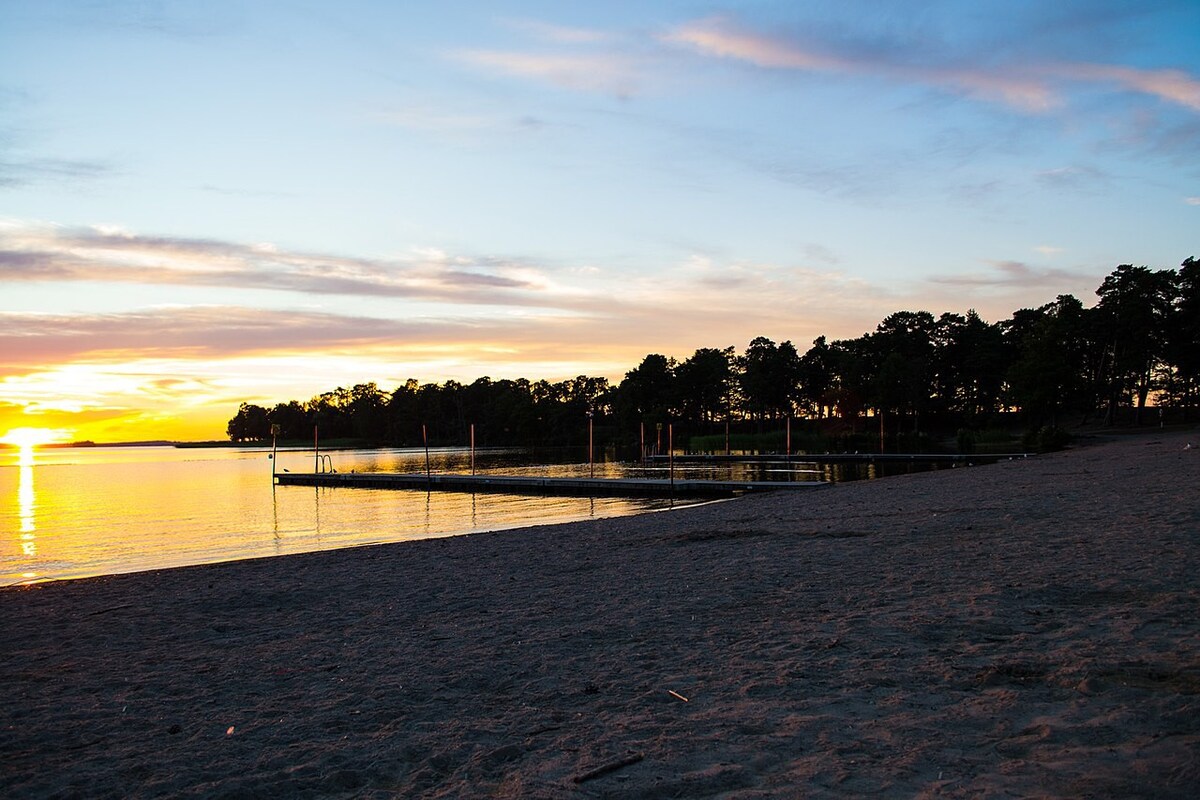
left=2, top=430, right=1198, bottom=798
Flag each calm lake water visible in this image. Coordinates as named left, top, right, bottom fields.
left=1, top=445, right=715, bottom=585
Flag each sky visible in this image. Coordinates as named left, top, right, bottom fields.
left=1, top=0, right=1198, bottom=442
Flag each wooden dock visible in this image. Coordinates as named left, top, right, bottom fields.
left=274, top=471, right=828, bottom=498
left=649, top=452, right=1032, bottom=464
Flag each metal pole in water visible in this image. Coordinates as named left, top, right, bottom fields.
left=271, top=424, right=280, bottom=481
left=588, top=410, right=594, bottom=478
left=423, top=423, right=431, bottom=483
left=314, top=424, right=319, bottom=473
left=669, top=423, right=674, bottom=493
left=470, top=423, right=476, bottom=475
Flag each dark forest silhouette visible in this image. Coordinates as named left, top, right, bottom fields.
left=227, top=258, right=1200, bottom=452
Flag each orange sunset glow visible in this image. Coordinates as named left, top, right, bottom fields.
left=3, top=3, right=1196, bottom=442
left=0, top=427, right=71, bottom=448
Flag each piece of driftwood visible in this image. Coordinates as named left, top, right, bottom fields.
left=87, top=604, right=134, bottom=616
left=572, top=752, right=645, bottom=784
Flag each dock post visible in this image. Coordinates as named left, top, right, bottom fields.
left=271, top=424, right=280, bottom=482
left=669, top=423, right=674, bottom=494
left=470, top=423, right=476, bottom=475
left=423, top=424, right=431, bottom=485
left=314, top=424, right=319, bottom=474
left=588, top=410, right=594, bottom=478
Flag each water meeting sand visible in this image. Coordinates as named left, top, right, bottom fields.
left=2, top=430, right=1197, bottom=797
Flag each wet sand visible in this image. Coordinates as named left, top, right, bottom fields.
left=2, top=430, right=1198, bottom=798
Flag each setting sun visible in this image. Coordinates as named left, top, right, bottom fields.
left=0, top=427, right=72, bottom=448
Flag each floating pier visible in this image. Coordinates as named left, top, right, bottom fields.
left=274, top=471, right=827, bottom=498
left=649, top=452, right=1032, bottom=465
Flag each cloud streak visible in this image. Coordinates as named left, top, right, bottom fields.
left=664, top=16, right=1058, bottom=111
left=664, top=15, right=1200, bottom=114
left=0, top=223, right=565, bottom=307
left=0, top=156, right=114, bottom=188
left=1053, top=62, right=1200, bottom=111
left=929, top=259, right=1094, bottom=289
left=452, top=50, right=644, bottom=98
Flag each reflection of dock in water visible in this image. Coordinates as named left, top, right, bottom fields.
left=274, top=471, right=828, bottom=498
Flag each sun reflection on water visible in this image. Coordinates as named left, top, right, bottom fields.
left=19, top=458, right=36, bottom=535
left=11, top=442, right=40, bottom=580
left=2, top=430, right=70, bottom=571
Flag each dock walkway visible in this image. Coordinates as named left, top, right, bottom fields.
left=650, top=452, right=1032, bottom=464
left=274, top=471, right=827, bottom=498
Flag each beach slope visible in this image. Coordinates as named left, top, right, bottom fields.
left=2, top=432, right=1198, bottom=797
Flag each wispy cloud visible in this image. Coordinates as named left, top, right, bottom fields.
left=1035, top=164, right=1111, bottom=192
left=0, top=157, right=113, bottom=188
left=664, top=16, right=1059, bottom=112
left=0, top=306, right=496, bottom=369
left=1053, top=62, right=1200, bottom=111
left=452, top=50, right=644, bottom=98
left=0, top=223, right=566, bottom=307
left=930, top=259, right=1093, bottom=289
left=503, top=19, right=614, bottom=45
left=449, top=15, right=652, bottom=98
left=664, top=15, right=1200, bottom=115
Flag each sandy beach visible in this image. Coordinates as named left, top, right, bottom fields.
left=2, top=431, right=1197, bottom=798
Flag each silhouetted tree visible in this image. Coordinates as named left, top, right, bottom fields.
left=737, top=337, right=801, bottom=421
left=1004, top=295, right=1093, bottom=427
left=1094, top=264, right=1178, bottom=424
left=1163, top=257, right=1200, bottom=416
left=826, top=336, right=873, bottom=424
left=227, top=402, right=270, bottom=442
left=268, top=400, right=309, bottom=440
left=869, top=311, right=936, bottom=427
left=797, top=336, right=835, bottom=418
left=933, top=310, right=1006, bottom=419
left=675, top=347, right=735, bottom=425
left=615, top=354, right=676, bottom=423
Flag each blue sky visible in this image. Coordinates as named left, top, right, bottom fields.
left=1, top=0, right=1198, bottom=440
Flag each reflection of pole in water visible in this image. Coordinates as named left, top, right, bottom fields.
left=271, top=479, right=280, bottom=543
left=18, top=460, right=35, bottom=534
left=313, top=485, right=323, bottom=542
left=423, top=424, right=431, bottom=486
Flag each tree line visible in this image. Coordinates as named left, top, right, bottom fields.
left=227, top=258, right=1199, bottom=450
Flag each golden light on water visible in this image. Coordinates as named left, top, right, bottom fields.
left=2, top=428, right=68, bottom=583
left=19, top=462, right=35, bottom=536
